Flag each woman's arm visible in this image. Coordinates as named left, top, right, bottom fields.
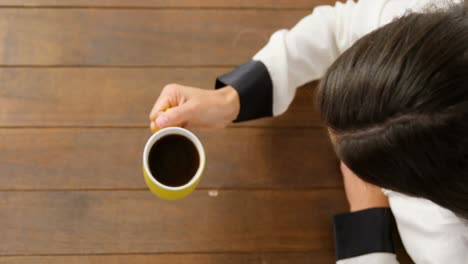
left=215, top=0, right=391, bottom=122
left=150, top=0, right=395, bottom=128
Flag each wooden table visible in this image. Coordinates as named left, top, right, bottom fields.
left=0, top=1, right=412, bottom=263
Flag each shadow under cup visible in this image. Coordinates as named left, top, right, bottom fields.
left=143, top=127, right=205, bottom=200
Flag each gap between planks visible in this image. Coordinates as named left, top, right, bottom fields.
left=0, top=65, right=236, bottom=68
left=0, top=125, right=324, bottom=129
left=0, top=250, right=333, bottom=257
left=0, top=6, right=313, bottom=10
left=0, top=187, right=342, bottom=192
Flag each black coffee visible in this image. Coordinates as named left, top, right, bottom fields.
left=148, top=134, right=199, bottom=187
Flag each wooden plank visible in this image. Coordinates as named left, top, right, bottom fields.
left=0, top=9, right=308, bottom=66
left=0, top=190, right=347, bottom=254
left=0, top=0, right=338, bottom=9
left=0, top=128, right=340, bottom=190
left=0, top=252, right=335, bottom=264
left=0, top=68, right=321, bottom=127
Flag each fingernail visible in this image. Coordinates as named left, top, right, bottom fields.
left=156, top=115, right=168, bottom=127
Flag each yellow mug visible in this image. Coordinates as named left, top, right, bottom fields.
left=142, top=127, right=205, bottom=200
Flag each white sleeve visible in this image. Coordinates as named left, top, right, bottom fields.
left=253, top=0, right=390, bottom=116
left=216, top=0, right=411, bottom=122
left=386, top=191, right=468, bottom=263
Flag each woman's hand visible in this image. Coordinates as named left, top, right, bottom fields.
left=340, top=162, right=390, bottom=212
left=149, top=84, right=240, bottom=132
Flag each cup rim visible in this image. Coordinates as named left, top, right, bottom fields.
left=143, top=127, right=206, bottom=191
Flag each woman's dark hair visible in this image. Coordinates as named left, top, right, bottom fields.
left=319, top=3, right=468, bottom=218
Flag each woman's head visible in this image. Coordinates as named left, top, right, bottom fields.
left=319, top=3, right=468, bottom=218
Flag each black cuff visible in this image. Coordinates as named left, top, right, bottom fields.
left=215, top=60, right=273, bottom=122
left=333, top=208, right=395, bottom=260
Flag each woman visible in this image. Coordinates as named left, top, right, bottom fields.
left=149, top=0, right=467, bottom=263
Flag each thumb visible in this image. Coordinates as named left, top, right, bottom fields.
left=156, top=104, right=192, bottom=128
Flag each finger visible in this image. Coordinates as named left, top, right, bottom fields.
left=149, top=96, right=171, bottom=121
left=150, top=121, right=158, bottom=133
left=156, top=104, right=192, bottom=128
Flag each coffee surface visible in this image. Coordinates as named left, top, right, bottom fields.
left=148, top=134, right=199, bottom=187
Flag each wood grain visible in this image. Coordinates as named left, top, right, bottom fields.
left=0, top=0, right=338, bottom=9
left=0, top=9, right=308, bottom=66
left=0, top=68, right=321, bottom=127
left=0, top=252, right=335, bottom=264
left=0, top=128, right=340, bottom=190
left=0, top=2, right=415, bottom=263
left=0, top=190, right=347, bottom=255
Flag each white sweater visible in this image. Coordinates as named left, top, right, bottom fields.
left=215, top=0, right=468, bottom=263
